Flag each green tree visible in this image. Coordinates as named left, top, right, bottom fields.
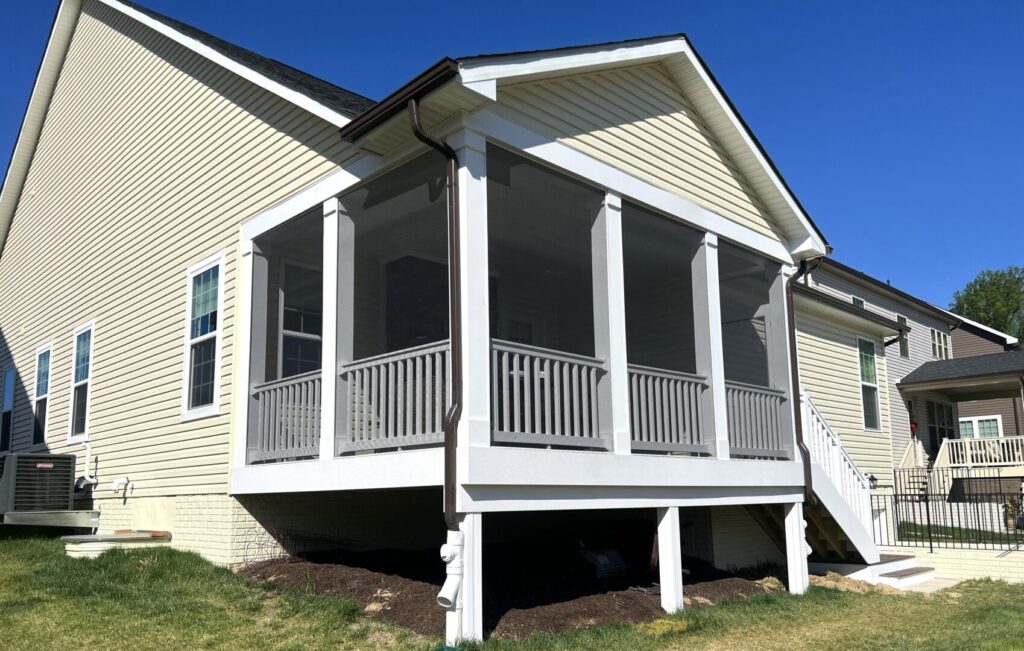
left=950, top=266, right=1024, bottom=340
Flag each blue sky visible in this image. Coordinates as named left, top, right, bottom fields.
left=2, top=1, right=1021, bottom=307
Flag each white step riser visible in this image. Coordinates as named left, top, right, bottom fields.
left=809, top=557, right=920, bottom=584
left=877, top=570, right=936, bottom=589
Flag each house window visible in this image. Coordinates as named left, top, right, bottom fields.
left=959, top=415, right=1002, bottom=439
left=896, top=315, right=909, bottom=358
left=70, top=325, right=93, bottom=440
left=183, top=254, right=223, bottom=418
left=930, top=328, right=950, bottom=359
left=33, top=346, right=51, bottom=446
left=858, top=338, right=881, bottom=430
left=852, top=296, right=865, bottom=309
left=280, top=263, right=322, bottom=378
left=0, top=367, right=13, bottom=452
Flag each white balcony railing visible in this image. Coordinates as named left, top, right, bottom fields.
left=490, top=339, right=608, bottom=449
left=628, top=364, right=708, bottom=454
left=938, top=436, right=1024, bottom=469
left=248, top=370, right=322, bottom=463
left=725, top=380, right=788, bottom=458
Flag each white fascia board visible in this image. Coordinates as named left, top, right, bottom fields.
left=674, top=41, right=827, bottom=257
left=0, top=0, right=83, bottom=259
left=99, top=0, right=354, bottom=128
left=457, top=37, right=689, bottom=85
left=942, top=308, right=1018, bottom=346
left=466, top=106, right=794, bottom=264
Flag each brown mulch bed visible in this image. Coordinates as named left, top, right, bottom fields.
left=240, top=546, right=785, bottom=640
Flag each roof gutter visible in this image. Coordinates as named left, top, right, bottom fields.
left=340, top=58, right=460, bottom=143
left=407, top=98, right=462, bottom=532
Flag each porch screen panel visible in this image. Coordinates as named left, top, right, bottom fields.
left=717, top=241, right=777, bottom=387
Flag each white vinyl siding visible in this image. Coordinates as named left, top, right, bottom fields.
left=0, top=0, right=356, bottom=498
left=931, top=328, right=951, bottom=359
left=498, top=63, right=784, bottom=241
left=33, top=345, right=52, bottom=446
left=0, top=367, right=14, bottom=452
left=69, top=323, right=94, bottom=441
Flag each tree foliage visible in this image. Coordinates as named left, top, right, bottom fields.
left=950, top=266, right=1024, bottom=340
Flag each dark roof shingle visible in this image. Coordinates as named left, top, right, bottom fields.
left=900, top=350, right=1024, bottom=385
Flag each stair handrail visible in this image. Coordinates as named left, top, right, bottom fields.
left=800, top=391, right=872, bottom=532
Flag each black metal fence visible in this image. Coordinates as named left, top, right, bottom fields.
left=873, top=468, right=1024, bottom=552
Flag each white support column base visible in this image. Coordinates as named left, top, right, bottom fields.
left=657, top=506, right=684, bottom=612
left=459, top=513, right=483, bottom=643
left=784, top=502, right=810, bottom=595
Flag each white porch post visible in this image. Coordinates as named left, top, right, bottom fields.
left=692, top=232, right=729, bottom=458
left=452, top=129, right=491, bottom=450
left=333, top=197, right=356, bottom=455
left=657, top=506, right=684, bottom=612
left=784, top=502, right=810, bottom=594
left=456, top=512, right=483, bottom=643
left=243, top=244, right=271, bottom=466
left=319, top=198, right=340, bottom=460
left=592, top=192, right=631, bottom=454
left=766, top=265, right=796, bottom=458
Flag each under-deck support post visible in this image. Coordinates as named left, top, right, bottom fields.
left=766, top=265, right=796, bottom=458
left=320, top=198, right=340, bottom=460
left=592, top=192, right=631, bottom=454
left=692, top=233, right=729, bottom=458
left=446, top=512, right=483, bottom=644
left=657, top=506, right=684, bottom=612
left=784, top=502, right=809, bottom=594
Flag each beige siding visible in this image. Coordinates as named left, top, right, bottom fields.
left=796, top=312, right=894, bottom=484
left=711, top=506, right=784, bottom=570
left=498, top=64, right=784, bottom=241
left=0, top=0, right=354, bottom=509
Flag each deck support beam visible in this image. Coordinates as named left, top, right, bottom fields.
left=784, top=501, right=810, bottom=594
left=592, top=192, right=631, bottom=454
left=692, top=233, right=729, bottom=458
left=657, top=506, right=684, bottom=612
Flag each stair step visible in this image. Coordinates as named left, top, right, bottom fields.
left=880, top=567, right=934, bottom=580
left=61, top=530, right=173, bottom=559
left=877, top=566, right=936, bottom=589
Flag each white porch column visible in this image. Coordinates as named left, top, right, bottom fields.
left=319, top=198, right=340, bottom=460
left=766, top=265, right=796, bottom=458
left=243, top=244, right=271, bottom=466
left=332, top=197, right=356, bottom=456
left=657, top=506, right=684, bottom=612
left=784, top=502, right=810, bottom=594
left=452, top=130, right=491, bottom=450
left=692, top=232, right=729, bottom=458
left=592, top=192, right=631, bottom=454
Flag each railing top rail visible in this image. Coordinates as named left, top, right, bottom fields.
left=252, top=370, right=322, bottom=392
left=626, top=364, right=707, bottom=384
left=724, top=379, right=786, bottom=396
left=340, top=339, right=451, bottom=371
left=491, top=338, right=606, bottom=368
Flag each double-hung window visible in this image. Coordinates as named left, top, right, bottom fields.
left=0, top=367, right=13, bottom=452
left=930, top=328, right=950, bottom=359
left=858, top=337, right=881, bottom=430
left=279, top=263, right=322, bottom=378
left=70, top=324, right=93, bottom=440
left=183, top=254, right=224, bottom=419
left=896, top=315, right=909, bottom=358
left=33, top=346, right=51, bottom=446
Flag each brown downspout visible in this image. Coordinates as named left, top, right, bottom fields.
left=787, top=257, right=822, bottom=500
left=407, top=99, right=462, bottom=531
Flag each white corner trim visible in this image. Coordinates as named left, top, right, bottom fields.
left=98, top=0, right=357, bottom=128
left=180, top=251, right=226, bottom=422
left=466, top=106, right=794, bottom=263
left=67, top=320, right=95, bottom=444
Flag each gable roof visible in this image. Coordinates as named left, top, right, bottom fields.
left=900, top=350, right=1024, bottom=386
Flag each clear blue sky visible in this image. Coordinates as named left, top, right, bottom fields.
left=2, top=1, right=1021, bottom=307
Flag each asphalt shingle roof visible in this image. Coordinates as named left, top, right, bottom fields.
left=120, top=1, right=376, bottom=119
left=900, top=350, right=1024, bottom=385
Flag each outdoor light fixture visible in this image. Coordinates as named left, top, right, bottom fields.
left=868, top=474, right=879, bottom=490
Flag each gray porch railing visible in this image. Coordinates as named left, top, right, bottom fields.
left=725, top=380, right=788, bottom=458
left=248, top=370, right=321, bottom=463
left=491, top=339, right=608, bottom=449
left=338, top=340, right=450, bottom=453
left=628, top=364, right=709, bottom=454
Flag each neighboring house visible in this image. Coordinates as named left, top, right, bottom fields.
left=0, top=0, right=914, bottom=642
left=948, top=313, right=1022, bottom=440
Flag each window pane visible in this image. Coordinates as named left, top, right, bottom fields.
left=190, top=266, right=220, bottom=339
left=36, top=350, right=50, bottom=396
left=282, top=265, right=323, bottom=337
left=72, top=384, right=88, bottom=436
left=858, top=339, right=877, bottom=384
left=33, top=397, right=47, bottom=445
left=74, top=330, right=92, bottom=383
left=959, top=420, right=975, bottom=438
left=852, top=297, right=865, bottom=308
left=862, top=385, right=879, bottom=429
left=282, top=336, right=321, bottom=377
left=978, top=418, right=1000, bottom=438
left=189, top=338, right=217, bottom=408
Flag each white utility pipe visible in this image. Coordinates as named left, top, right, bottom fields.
left=110, top=477, right=134, bottom=495
left=75, top=442, right=99, bottom=490
left=436, top=530, right=464, bottom=609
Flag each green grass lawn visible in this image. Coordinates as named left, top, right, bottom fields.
left=898, top=520, right=1024, bottom=545
left=4, top=532, right=1024, bottom=650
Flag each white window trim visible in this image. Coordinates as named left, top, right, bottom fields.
left=930, top=328, right=950, bottom=360
left=958, top=415, right=1004, bottom=439
left=68, top=322, right=95, bottom=444
left=851, top=295, right=865, bottom=309
left=181, top=252, right=226, bottom=422
left=31, top=343, right=52, bottom=450
left=276, top=258, right=323, bottom=379
left=857, top=336, right=882, bottom=432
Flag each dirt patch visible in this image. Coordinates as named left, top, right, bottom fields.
left=810, top=571, right=902, bottom=594
left=241, top=548, right=786, bottom=640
